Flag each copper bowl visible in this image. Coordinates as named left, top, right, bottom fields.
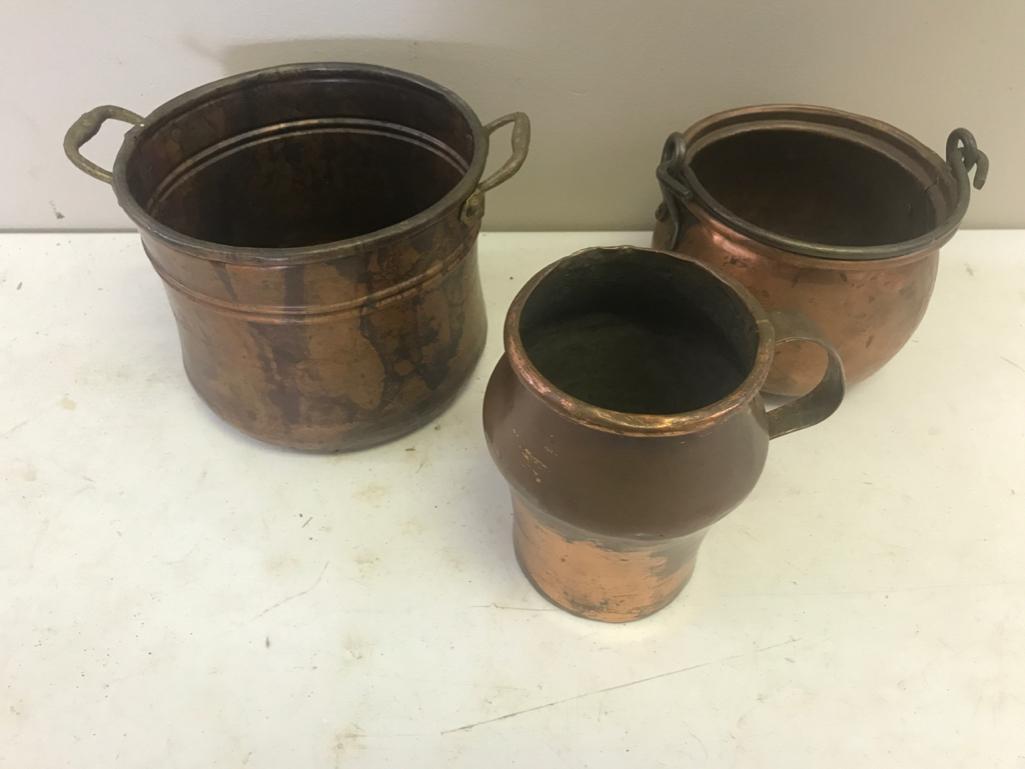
left=653, top=105, right=988, bottom=396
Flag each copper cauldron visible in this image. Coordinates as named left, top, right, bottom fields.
left=653, top=106, right=987, bottom=396
left=64, top=63, right=529, bottom=450
left=483, top=246, right=845, bottom=622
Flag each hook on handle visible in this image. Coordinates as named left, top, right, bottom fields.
left=946, top=128, right=988, bottom=191
left=655, top=132, right=697, bottom=250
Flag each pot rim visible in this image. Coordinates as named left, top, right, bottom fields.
left=110, top=62, right=488, bottom=266
left=658, top=104, right=983, bottom=262
left=503, top=245, right=775, bottom=437
left=682, top=202, right=941, bottom=272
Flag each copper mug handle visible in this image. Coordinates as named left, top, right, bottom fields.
left=765, top=310, right=846, bottom=438
left=461, top=112, right=531, bottom=223
left=64, top=105, right=144, bottom=184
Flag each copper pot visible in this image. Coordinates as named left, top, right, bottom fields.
left=64, top=63, right=529, bottom=450
left=482, top=246, right=846, bottom=622
left=653, top=105, right=988, bottom=396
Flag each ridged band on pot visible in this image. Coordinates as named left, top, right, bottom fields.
left=652, top=105, right=988, bottom=396
left=64, top=63, right=530, bottom=450
left=483, top=246, right=846, bottom=622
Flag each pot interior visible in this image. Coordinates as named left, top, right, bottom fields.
left=690, top=128, right=940, bottom=247
left=124, top=69, right=476, bottom=248
left=519, top=248, right=758, bottom=414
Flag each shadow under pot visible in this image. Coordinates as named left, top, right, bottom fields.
left=64, top=62, right=530, bottom=450
left=653, top=105, right=988, bottom=396
left=483, top=246, right=846, bottom=622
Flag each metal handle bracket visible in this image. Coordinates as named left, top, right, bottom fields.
left=64, top=105, right=144, bottom=184
left=655, top=132, right=699, bottom=250
left=461, top=112, right=531, bottom=224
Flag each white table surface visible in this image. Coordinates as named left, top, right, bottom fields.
left=2, top=231, right=1023, bottom=768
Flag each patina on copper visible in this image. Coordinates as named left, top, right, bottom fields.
left=653, top=105, right=987, bottom=396
left=64, top=63, right=529, bottom=450
left=483, top=246, right=845, bottom=622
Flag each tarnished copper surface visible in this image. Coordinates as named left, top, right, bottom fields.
left=484, top=246, right=845, bottom=621
left=513, top=494, right=703, bottom=622
left=147, top=224, right=487, bottom=450
left=654, top=106, right=987, bottom=396
left=653, top=214, right=938, bottom=395
left=65, top=64, right=529, bottom=450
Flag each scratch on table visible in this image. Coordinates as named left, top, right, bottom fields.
left=738, top=580, right=1025, bottom=598
left=441, top=637, right=800, bottom=734
left=253, top=562, right=329, bottom=620
left=160, top=543, right=198, bottom=566
left=999, top=356, right=1025, bottom=375
left=2, top=419, right=29, bottom=437
left=687, top=727, right=709, bottom=762
left=469, top=603, right=556, bottom=612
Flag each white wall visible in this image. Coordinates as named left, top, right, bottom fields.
left=4, top=0, right=1021, bottom=231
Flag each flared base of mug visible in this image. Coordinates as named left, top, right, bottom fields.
left=511, top=493, right=703, bottom=623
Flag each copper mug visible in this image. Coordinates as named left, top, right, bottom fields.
left=483, top=246, right=846, bottom=622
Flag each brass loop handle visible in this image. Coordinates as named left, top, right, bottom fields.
left=64, top=105, right=144, bottom=184
left=766, top=310, right=846, bottom=439
left=461, top=112, right=531, bottom=224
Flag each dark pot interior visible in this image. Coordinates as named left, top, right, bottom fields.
left=519, top=248, right=758, bottom=414
left=123, top=70, right=476, bottom=248
left=690, top=128, right=940, bottom=247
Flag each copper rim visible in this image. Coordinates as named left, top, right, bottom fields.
left=659, top=104, right=980, bottom=261
left=109, top=63, right=488, bottom=265
left=684, top=202, right=940, bottom=272
left=502, top=245, right=774, bottom=437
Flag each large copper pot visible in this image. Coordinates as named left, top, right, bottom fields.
left=653, top=106, right=987, bottom=396
left=64, top=63, right=529, bottom=450
left=483, top=246, right=845, bottom=622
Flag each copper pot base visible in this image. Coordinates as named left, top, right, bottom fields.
left=182, top=337, right=484, bottom=452
left=512, top=494, right=703, bottom=622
